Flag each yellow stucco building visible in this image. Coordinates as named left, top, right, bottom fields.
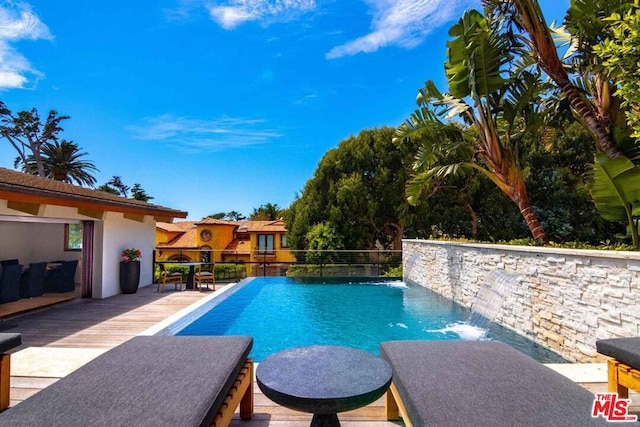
left=155, top=218, right=295, bottom=276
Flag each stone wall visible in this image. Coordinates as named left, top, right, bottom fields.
left=403, top=239, right=640, bottom=362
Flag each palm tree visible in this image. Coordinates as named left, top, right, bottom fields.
left=251, top=203, right=284, bottom=221
left=396, top=10, right=549, bottom=242
left=14, top=140, right=98, bottom=186
left=483, top=0, right=640, bottom=246
left=482, top=0, right=630, bottom=158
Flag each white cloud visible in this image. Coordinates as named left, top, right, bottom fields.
left=326, top=0, right=478, bottom=59
left=128, top=115, right=283, bottom=151
left=207, top=0, right=316, bottom=29
left=0, top=1, right=52, bottom=90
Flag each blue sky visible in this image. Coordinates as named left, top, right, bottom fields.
left=0, top=0, right=568, bottom=220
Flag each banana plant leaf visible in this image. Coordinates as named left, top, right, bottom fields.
left=586, top=153, right=640, bottom=222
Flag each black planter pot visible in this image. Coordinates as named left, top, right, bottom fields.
left=119, top=261, right=140, bottom=294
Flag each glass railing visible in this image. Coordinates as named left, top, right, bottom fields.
left=153, top=249, right=402, bottom=279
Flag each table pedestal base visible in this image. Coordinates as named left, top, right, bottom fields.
left=311, top=413, right=339, bottom=427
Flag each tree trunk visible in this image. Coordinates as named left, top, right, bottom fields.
left=461, top=197, right=478, bottom=239
left=556, top=78, right=623, bottom=159
left=519, top=204, right=548, bottom=243
left=31, top=143, right=46, bottom=177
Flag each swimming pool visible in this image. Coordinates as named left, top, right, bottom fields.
left=161, top=277, right=566, bottom=363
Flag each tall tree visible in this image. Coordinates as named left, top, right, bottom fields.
left=250, top=203, right=284, bottom=221
left=97, top=176, right=153, bottom=202
left=14, top=140, right=98, bottom=186
left=593, top=1, right=640, bottom=138
left=0, top=102, right=69, bottom=176
left=130, top=183, right=154, bottom=202
left=206, top=211, right=246, bottom=221
left=286, top=127, right=420, bottom=250
left=482, top=0, right=632, bottom=158
left=105, top=176, right=129, bottom=196
left=396, top=9, right=550, bottom=242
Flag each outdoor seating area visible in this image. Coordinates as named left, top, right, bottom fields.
left=0, top=283, right=636, bottom=426
left=0, top=259, right=78, bottom=305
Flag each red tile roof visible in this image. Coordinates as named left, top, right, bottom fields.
left=156, top=221, right=197, bottom=248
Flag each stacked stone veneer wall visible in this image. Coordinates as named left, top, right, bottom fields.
left=403, top=239, right=640, bottom=362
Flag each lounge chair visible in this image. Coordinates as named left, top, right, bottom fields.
left=0, top=333, right=22, bottom=411
left=0, top=335, right=254, bottom=426
left=597, top=337, right=640, bottom=398
left=380, top=340, right=610, bottom=426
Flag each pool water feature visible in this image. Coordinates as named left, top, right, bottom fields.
left=163, top=277, right=565, bottom=363
left=468, top=269, right=522, bottom=333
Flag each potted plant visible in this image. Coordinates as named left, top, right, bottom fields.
left=119, top=248, right=142, bottom=294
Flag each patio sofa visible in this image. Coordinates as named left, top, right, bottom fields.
left=0, top=264, right=22, bottom=303
left=19, top=262, right=47, bottom=298
left=44, top=260, right=78, bottom=293
left=0, top=335, right=254, bottom=426
left=0, top=333, right=22, bottom=411
left=381, top=340, right=613, bottom=426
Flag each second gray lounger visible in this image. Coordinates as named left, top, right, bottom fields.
left=0, top=335, right=253, bottom=427
left=381, top=340, right=616, bottom=427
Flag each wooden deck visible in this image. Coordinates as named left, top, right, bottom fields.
left=3, top=283, right=395, bottom=425
left=2, top=282, right=633, bottom=425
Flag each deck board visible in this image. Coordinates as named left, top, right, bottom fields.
left=2, top=282, right=629, bottom=425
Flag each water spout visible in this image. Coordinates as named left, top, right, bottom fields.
left=468, top=269, right=522, bottom=331
left=403, top=253, right=422, bottom=286
left=427, top=269, right=522, bottom=340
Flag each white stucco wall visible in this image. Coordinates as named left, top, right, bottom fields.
left=403, top=239, right=640, bottom=362
left=98, top=212, right=156, bottom=298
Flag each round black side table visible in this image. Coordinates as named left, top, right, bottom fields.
left=256, top=345, right=392, bottom=427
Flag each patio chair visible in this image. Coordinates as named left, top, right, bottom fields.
left=194, top=264, right=215, bottom=292
left=19, top=262, right=47, bottom=298
left=158, top=264, right=184, bottom=293
left=44, top=260, right=78, bottom=293
left=380, top=340, right=609, bottom=427
left=596, top=337, right=640, bottom=398
left=0, top=264, right=22, bottom=304
left=0, top=335, right=254, bottom=426
left=0, top=332, right=21, bottom=411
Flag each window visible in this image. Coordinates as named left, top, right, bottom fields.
left=257, top=234, right=274, bottom=254
left=281, top=234, right=288, bottom=248
left=65, top=223, right=82, bottom=251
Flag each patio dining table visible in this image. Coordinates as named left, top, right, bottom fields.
left=180, top=262, right=203, bottom=290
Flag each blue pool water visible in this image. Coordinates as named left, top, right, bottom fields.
left=165, top=277, right=566, bottom=363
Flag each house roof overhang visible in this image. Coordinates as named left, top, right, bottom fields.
left=0, top=168, right=188, bottom=222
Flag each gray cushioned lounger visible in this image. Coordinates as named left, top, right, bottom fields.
left=597, top=337, right=640, bottom=370
left=381, top=340, right=618, bottom=427
left=0, top=335, right=252, bottom=427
